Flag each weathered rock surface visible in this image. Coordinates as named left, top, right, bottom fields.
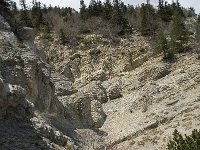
left=107, top=84, right=123, bottom=100
left=1, top=14, right=200, bottom=150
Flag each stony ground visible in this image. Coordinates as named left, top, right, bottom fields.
left=0, top=15, right=200, bottom=150
left=99, top=53, right=200, bottom=150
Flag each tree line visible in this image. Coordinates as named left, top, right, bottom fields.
left=1, top=0, right=200, bottom=60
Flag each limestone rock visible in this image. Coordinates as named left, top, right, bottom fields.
left=1, top=14, right=200, bottom=150
left=31, top=117, right=77, bottom=149
left=91, top=69, right=107, bottom=81
left=79, top=81, right=108, bottom=104
left=107, top=84, right=123, bottom=100
left=91, top=100, right=107, bottom=128
left=0, top=78, right=32, bottom=119
left=59, top=92, right=107, bottom=128
left=57, top=61, right=75, bottom=82
left=18, top=27, right=37, bottom=41
left=51, top=72, right=77, bottom=96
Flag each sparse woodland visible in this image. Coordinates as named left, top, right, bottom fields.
left=1, top=0, right=200, bottom=59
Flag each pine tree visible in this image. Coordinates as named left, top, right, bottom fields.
left=31, top=0, right=45, bottom=29
left=19, top=0, right=32, bottom=27
left=196, top=15, right=200, bottom=59
left=158, top=0, right=173, bottom=22
left=196, top=15, right=200, bottom=43
left=0, top=0, right=10, bottom=15
left=157, top=30, right=173, bottom=60
left=80, top=0, right=88, bottom=20
left=102, top=0, right=112, bottom=20
left=170, top=10, right=189, bottom=53
left=168, top=129, right=200, bottom=150
left=9, top=1, right=18, bottom=14
left=112, top=0, right=130, bottom=35
left=140, top=2, right=157, bottom=36
left=88, top=0, right=97, bottom=16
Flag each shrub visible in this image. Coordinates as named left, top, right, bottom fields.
left=167, top=129, right=200, bottom=150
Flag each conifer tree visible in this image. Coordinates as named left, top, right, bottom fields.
left=0, top=0, right=10, bottom=15
left=170, top=10, right=189, bottom=53
left=196, top=15, right=200, bottom=42
left=19, top=0, right=32, bottom=26
left=112, top=0, right=130, bottom=35
left=196, top=15, right=200, bottom=58
left=158, top=30, right=171, bottom=59
left=88, top=0, right=97, bottom=16
left=31, top=0, right=44, bottom=28
left=158, top=0, right=173, bottom=22
left=102, top=0, right=112, bottom=20
left=140, top=2, right=157, bottom=36
left=80, top=0, right=88, bottom=20
left=168, top=129, right=200, bottom=150
left=9, top=1, right=17, bottom=14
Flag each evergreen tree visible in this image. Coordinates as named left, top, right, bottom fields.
left=102, top=0, right=112, bottom=20
left=158, top=0, right=173, bottom=22
left=171, top=0, right=184, bottom=17
left=0, top=0, right=20, bottom=34
left=170, top=10, right=189, bottom=53
left=80, top=0, right=88, bottom=20
left=140, top=2, right=157, bottom=36
left=88, top=0, right=97, bottom=16
left=88, top=0, right=103, bottom=17
left=0, top=0, right=10, bottom=15
left=157, top=30, right=172, bottom=60
left=168, top=129, right=200, bottom=150
left=9, top=1, right=17, bottom=13
left=19, top=0, right=32, bottom=26
left=96, top=0, right=103, bottom=16
left=42, top=4, right=47, bottom=14
left=196, top=15, right=200, bottom=43
left=31, top=0, right=45, bottom=28
left=112, top=0, right=130, bottom=35
left=196, top=15, right=200, bottom=59
left=187, top=7, right=195, bottom=17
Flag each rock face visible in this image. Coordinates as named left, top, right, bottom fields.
left=0, top=78, right=32, bottom=120
left=1, top=14, right=200, bottom=150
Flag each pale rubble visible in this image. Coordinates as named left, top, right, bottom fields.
left=0, top=14, right=200, bottom=150
left=34, top=27, right=200, bottom=149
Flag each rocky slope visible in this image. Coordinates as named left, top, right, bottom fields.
left=0, top=15, right=200, bottom=150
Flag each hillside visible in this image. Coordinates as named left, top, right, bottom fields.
left=0, top=11, right=200, bottom=150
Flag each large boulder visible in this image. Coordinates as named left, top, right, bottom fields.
left=58, top=91, right=107, bottom=128
left=18, top=27, right=36, bottom=41
left=91, top=100, right=106, bottom=128
left=91, top=69, right=107, bottom=81
left=79, top=81, right=108, bottom=104
left=107, top=84, right=123, bottom=100
left=0, top=78, right=33, bottom=120
left=51, top=72, right=77, bottom=97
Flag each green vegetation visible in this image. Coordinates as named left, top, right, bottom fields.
left=170, top=10, right=189, bottom=53
left=168, top=129, right=200, bottom=150
left=19, top=0, right=32, bottom=27
left=157, top=30, right=174, bottom=60
left=1, top=0, right=199, bottom=60
left=140, top=2, right=157, bottom=36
